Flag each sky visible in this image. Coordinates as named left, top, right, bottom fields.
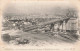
left=3, top=1, right=76, bottom=18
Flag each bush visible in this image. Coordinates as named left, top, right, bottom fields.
left=1, top=34, right=11, bottom=43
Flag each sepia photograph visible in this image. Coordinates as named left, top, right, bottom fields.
left=0, top=1, right=80, bottom=51
left=1, top=1, right=80, bottom=46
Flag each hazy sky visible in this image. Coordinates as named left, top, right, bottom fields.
left=3, top=1, right=76, bottom=18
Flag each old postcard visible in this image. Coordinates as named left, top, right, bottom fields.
left=0, top=0, right=80, bottom=51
